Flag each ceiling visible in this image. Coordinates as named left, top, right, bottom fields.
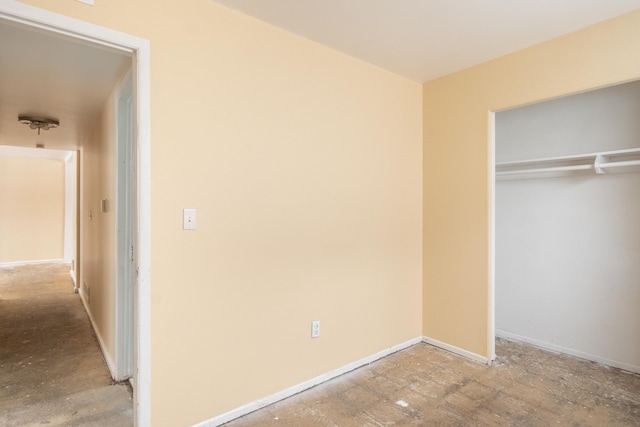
left=0, top=20, right=130, bottom=152
left=211, top=0, right=640, bottom=82
left=2, top=1, right=640, bottom=152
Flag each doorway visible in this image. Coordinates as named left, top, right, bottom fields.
left=0, top=3, right=151, bottom=425
left=492, top=81, right=640, bottom=373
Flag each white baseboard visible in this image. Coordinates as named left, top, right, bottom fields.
left=422, top=336, right=490, bottom=365
left=496, top=329, right=640, bottom=374
left=78, top=288, right=117, bottom=378
left=194, top=336, right=423, bottom=427
left=0, top=259, right=67, bottom=268
left=69, top=269, right=77, bottom=289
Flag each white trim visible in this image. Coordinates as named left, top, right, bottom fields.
left=194, top=337, right=423, bottom=427
left=422, top=336, right=490, bottom=365
left=496, top=330, right=640, bottom=374
left=70, top=268, right=77, bottom=289
left=0, top=145, right=72, bottom=160
left=0, top=259, right=67, bottom=268
left=488, top=111, right=496, bottom=362
left=78, top=288, right=117, bottom=377
left=63, top=152, right=76, bottom=264
left=134, top=30, right=152, bottom=427
left=0, top=3, right=152, bottom=426
left=0, top=1, right=133, bottom=54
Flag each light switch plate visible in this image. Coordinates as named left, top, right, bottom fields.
left=183, top=209, right=196, bottom=230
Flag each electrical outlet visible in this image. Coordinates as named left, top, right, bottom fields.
left=311, top=320, right=320, bottom=338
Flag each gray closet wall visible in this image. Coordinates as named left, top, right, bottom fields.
left=495, top=80, right=640, bottom=373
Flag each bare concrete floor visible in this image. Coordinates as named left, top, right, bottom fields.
left=0, top=263, right=133, bottom=427
left=224, top=340, right=640, bottom=426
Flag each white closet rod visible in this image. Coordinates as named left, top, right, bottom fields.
left=496, top=147, right=640, bottom=179
left=597, top=159, right=640, bottom=170
left=495, top=164, right=592, bottom=176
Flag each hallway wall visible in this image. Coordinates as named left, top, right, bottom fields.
left=79, top=76, right=122, bottom=371
left=0, top=154, right=65, bottom=263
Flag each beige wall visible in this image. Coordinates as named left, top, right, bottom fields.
left=80, top=89, right=118, bottom=360
left=423, top=10, right=640, bottom=358
left=17, top=1, right=423, bottom=425
left=0, top=155, right=65, bottom=263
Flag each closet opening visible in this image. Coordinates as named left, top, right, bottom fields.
left=492, top=80, right=640, bottom=374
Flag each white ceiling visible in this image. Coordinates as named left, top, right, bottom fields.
left=211, top=0, right=640, bottom=82
left=0, top=20, right=130, bottom=151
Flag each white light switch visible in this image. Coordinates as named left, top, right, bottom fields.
left=183, top=209, right=196, bottom=230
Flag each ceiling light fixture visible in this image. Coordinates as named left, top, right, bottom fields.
left=18, top=115, right=60, bottom=135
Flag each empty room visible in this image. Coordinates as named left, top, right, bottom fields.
left=1, top=1, right=639, bottom=426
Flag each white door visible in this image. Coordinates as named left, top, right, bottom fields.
left=116, top=75, right=135, bottom=381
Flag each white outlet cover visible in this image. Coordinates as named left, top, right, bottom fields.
left=311, top=320, right=320, bottom=338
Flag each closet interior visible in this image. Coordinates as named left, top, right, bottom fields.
left=495, top=80, right=640, bottom=374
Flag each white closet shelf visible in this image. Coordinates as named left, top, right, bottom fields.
left=496, top=148, right=640, bottom=180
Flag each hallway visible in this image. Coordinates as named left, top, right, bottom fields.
left=0, top=263, right=132, bottom=426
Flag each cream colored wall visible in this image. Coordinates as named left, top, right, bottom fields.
left=80, top=91, right=117, bottom=363
left=0, top=155, right=65, bottom=263
left=423, top=10, right=640, bottom=358
left=17, top=1, right=423, bottom=425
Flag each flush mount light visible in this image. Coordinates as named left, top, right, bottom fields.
left=18, top=115, right=60, bottom=135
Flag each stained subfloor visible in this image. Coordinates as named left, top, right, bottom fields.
left=224, top=339, right=640, bottom=426
left=0, top=263, right=133, bottom=427
left=5, top=264, right=638, bottom=427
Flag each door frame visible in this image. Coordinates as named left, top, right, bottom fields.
left=488, top=111, right=496, bottom=362
left=115, top=73, right=135, bottom=381
left=0, top=2, right=152, bottom=425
